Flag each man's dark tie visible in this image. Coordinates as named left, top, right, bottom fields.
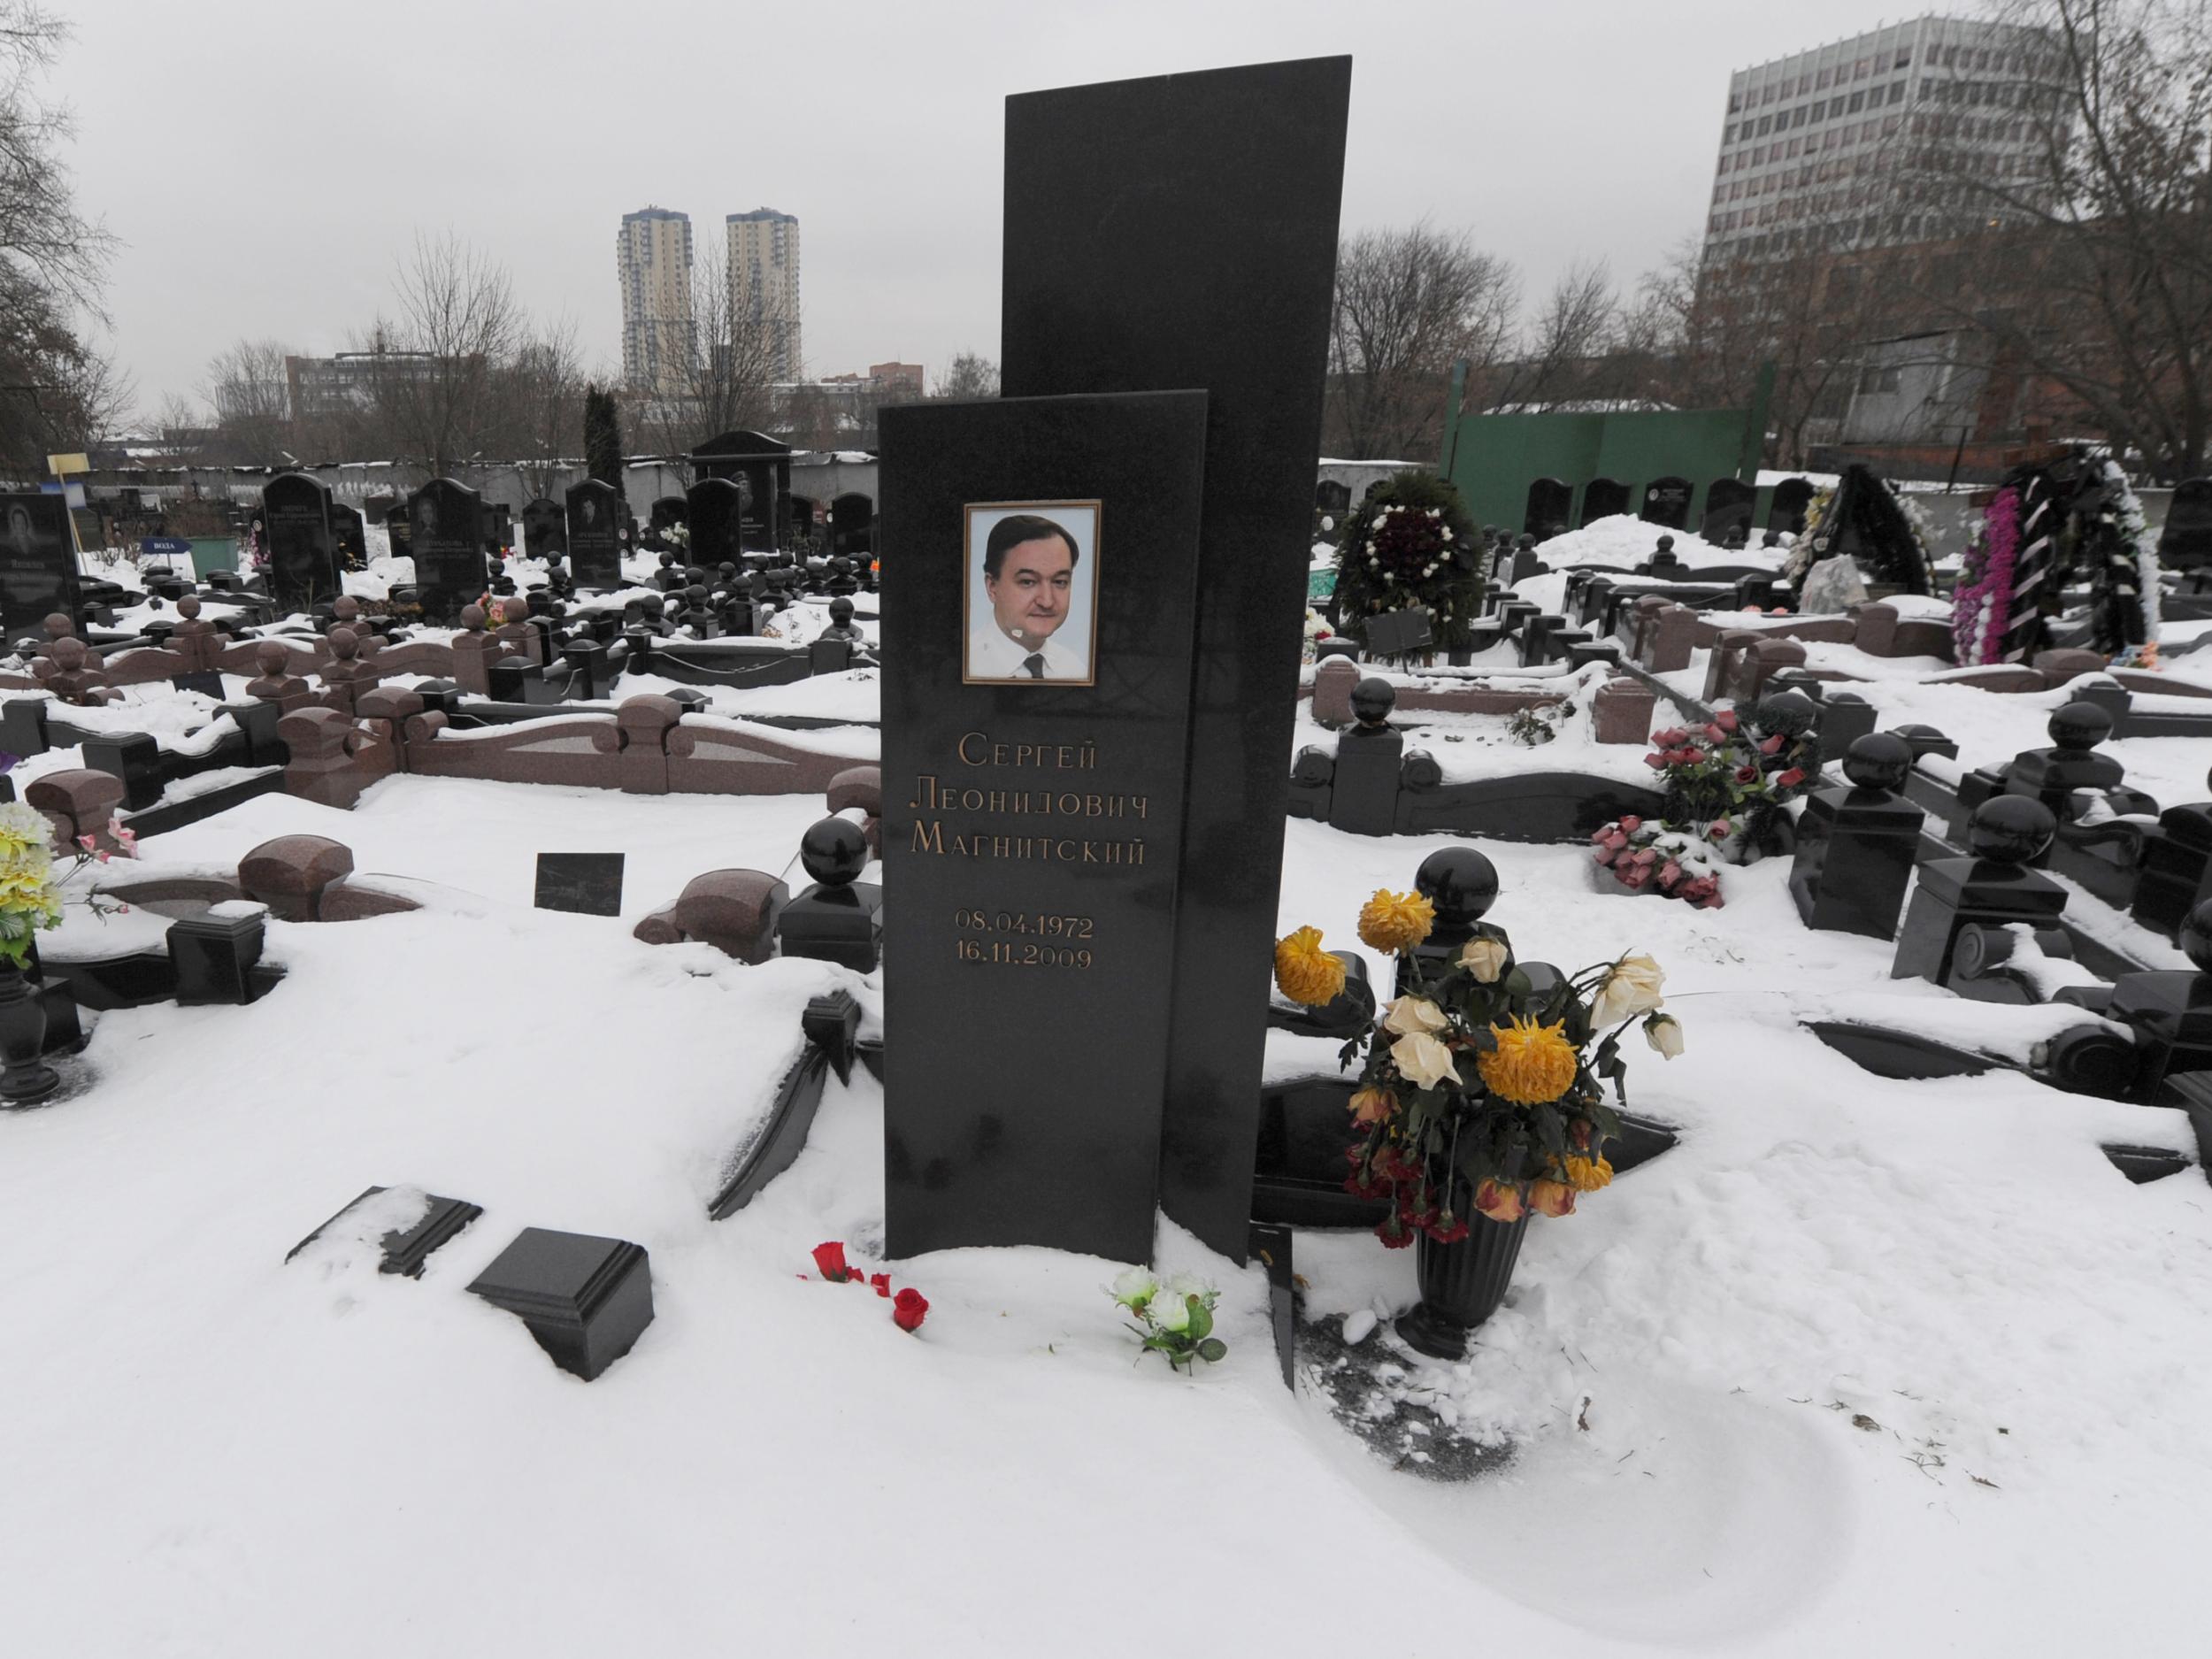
left=1022, top=653, right=1045, bottom=679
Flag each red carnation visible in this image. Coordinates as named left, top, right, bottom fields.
left=811, top=1240, right=857, bottom=1282
left=892, top=1288, right=929, bottom=1332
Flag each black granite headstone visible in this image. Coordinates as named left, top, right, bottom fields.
left=534, top=853, right=626, bottom=917
left=330, top=502, right=366, bottom=570
left=1701, top=477, right=1756, bottom=541
left=0, top=492, right=78, bottom=643
left=1524, top=477, right=1571, bottom=539
left=999, top=55, right=1349, bottom=1259
left=879, top=390, right=1209, bottom=1263
left=565, top=479, right=625, bottom=591
left=2159, top=477, right=2212, bottom=570
left=831, top=492, right=875, bottom=558
left=1580, top=477, right=1631, bottom=526
left=693, top=430, right=791, bottom=550
left=1640, top=476, right=1693, bottom=528
left=260, top=472, right=341, bottom=616
left=520, top=497, right=566, bottom=558
left=1770, top=476, right=1816, bottom=534
left=1362, top=605, right=1432, bottom=659
left=407, top=479, right=488, bottom=625
left=686, top=476, right=745, bottom=570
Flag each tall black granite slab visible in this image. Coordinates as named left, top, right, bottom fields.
left=408, top=479, right=488, bottom=625
left=1769, top=477, right=1816, bottom=534
left=879, top=390, right=1209, bottom=1263
left=1641, top=477, right=1693, bottom=528
left=2159, top=477, right=2212, bottom=570
left=1580, top=478, right=1631, bottom=526
left=520, top=496, right=565, bottom=558
left=0, top=491, right=79, bottom=644
left=1524, top=477, right=1571, bottom=537
left=565, top=479, right=625, bottom=591
left=687, top=477, right=745, bottom=569
left=262, top=472, right=339, bottom=616
left=694, top=430, right=791, bottom=550
left=1000, top=55, right=1349, bottom=1259
left=1701, top=477, right=1756, bottom=541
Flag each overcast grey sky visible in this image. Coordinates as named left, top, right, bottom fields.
left=70, top=0, right=1932, bottom=416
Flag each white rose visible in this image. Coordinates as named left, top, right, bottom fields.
left=1645, top=1013, right=1684, bottom=1059
left=1151, top=1290, right=1193, bottom=1333
left=1590, top=953, right=1666, bottom=1027
left=1110, top=1266, right=1157, bottom=1308
left=1391, top=1030, right=1462, bottom=1089
left=1380, top=995, right=1448, bottom=1037
left=1459, top=937, right=1509, bottom=983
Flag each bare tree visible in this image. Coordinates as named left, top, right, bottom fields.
left=1326, top=220, right=1517, bottom=459
left=1886, top=0, right=2212, bottom=478
left=362, top=232, right=525, bottom=478
left=0, top=4, right=118, bottom=471
left=1484, top=258, right=1624, bottom=411
left=932, top=350, right=998, bottom=399
left=201, top=338, right=296, bottom=465
left=641, top=237, right=784, bottom=471
left=488, top=316, right=586, bottom=498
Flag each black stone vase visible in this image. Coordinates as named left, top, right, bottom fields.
left=1395, top=1179, right=1532, bottom=1363
left=0, top=955, right=58, bottom=1105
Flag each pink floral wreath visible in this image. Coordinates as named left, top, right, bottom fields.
left=1952, top=486, right=2021, bottom=666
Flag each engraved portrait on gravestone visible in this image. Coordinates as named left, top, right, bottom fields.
left=962, top=501, right=1100, bottom=685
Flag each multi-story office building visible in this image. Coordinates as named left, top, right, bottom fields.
left=726, top=208, right=803, bottom=381
left=1701, top=14, right=2065, bottom=265
left=282, top=350, right=442, bottom=422
left=618, top=207, right=696, bottom=396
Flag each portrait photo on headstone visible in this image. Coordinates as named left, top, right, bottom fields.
left=961, top=500, right=1100, bottom=686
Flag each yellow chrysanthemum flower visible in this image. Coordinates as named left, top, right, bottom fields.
left=1356, top=888, right=1434, bottom=953
left=1563, top=1155, right=1614, bottom=1192
left=1476, top=1016, right=1579, bottom=1105
left=1273, top=926, right=1347, bottom=1007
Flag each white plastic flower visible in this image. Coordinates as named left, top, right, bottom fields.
left=1150, top=1289, right=1193, bottom=1333
left=1590, top=954, right=1666, bottom=1026
left=1380, top=995, right=1448, bottom=1036
left=1391, top=1029, right=1461, bottom=1089
left=1110, top=1265, right=1157, bottom=1308
left=1645, top=1013, right=1685, bottom=1059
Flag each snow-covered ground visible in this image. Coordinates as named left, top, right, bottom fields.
left=6, top=575, right=2212, bottom=1655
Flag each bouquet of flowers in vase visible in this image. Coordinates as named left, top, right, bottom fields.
left=1274, top=888, right=1680, bottom=1248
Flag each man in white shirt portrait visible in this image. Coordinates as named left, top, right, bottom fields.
left=966, top=511, right=1093, bottom=682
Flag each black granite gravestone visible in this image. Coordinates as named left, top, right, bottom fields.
left=0, top=491, right=77, bottom=643
left=1524, top=477, right=1571, bottom=539
left=1701, top=477, right=1756, bottom=541
left=693, top=430, right=790, bottom=550
left=534, top=853, right=626, bottom=917
left=330, top=502, right=367, bottom=570
left=565, top=479, right=625, bottom=591
left=1789, top=733, right=1924, bottom=939
left=383, top=502, right=412, bottom=571
left=1580, top=477, right=1631, bottom=526
left=2159, top=477, right=2212, bottom=570
left=1641, top=476, right=1693, bottom=528
left=687, top=476, right=745, bottom=569
left=830, top=492, right=875, bottom=558
left=1770, top=476, right=1816, bottom=534
left=999, top=55, right=1349, bottom=1259
left=879, top=390, right=1209, bottom=1263
left=407, top=479, right=488, bottom=625
left=521, top=497, right=566, bottom=558
left=1362, top=605, right=1433, bottom=659
left=262, top=472, right=341, bottom=616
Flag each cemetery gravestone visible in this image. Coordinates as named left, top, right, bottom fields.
left=996, top=54, right=1349, bottom=1258
left=687, top=477, right=746, bottom=569
left=879, top=390, right=1210, bottom=1263
left=0, top=491, right=78, bottom=643
left=521, top=497, right=566, bottom=559
left=534, top=853, right=626, bottom=917
left=2161, top=477, right=2212, bottom=570
left=384, top=502, right=412, bottom=569
left=693, top=430, right=791, bottom=550
left=330, top=502, right=367, bottom=570
left=261, top=472, right=341, bottom=616
left=1580, top=477, right=1631, bottom=526
left=831, top=492, right=875, bottom=558
left=1524, top=477, right=1571, bottom=539
left=407, top=479, right=488, bottom=626
left=1701, top=477, right=1756, bottom=541
left=1640, top=476, right=1694, bottom=529
left=565, top=479, right=625, bottom=591
left=1770, top=476, right=1816, bottom=534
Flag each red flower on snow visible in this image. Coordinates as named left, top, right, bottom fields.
left=811, top=1240, right=860, bottom=1283
left=869, top=1272, right=892, bottom=1298
left=892, top=1287, right=930, bottom=1332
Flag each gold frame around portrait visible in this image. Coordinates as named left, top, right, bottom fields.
left=961, top=498, right=1102, bottom=687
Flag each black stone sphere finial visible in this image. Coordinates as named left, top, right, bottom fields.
left=800, top=818, right=869, bottom=887
left=2047, top=701, right=2114, bottom=751
left=1968, top=795, right=2057, bottom=864
left=1415, top=848, right=1499, bottom=925
left=1755, top=687, right=1819, bottom=740
left=828, top=596, right=855, bottom=626
left=1842, top=731, right=1914, bottom=792
left=1655, top=534, right=1676, bottom=557
left=1348, top=676, right=1396, bottom=728
left=2181, top=901, right=2212, bottom=973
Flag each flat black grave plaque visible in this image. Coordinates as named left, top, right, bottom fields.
left=565, top=479, right=625, bottom=590
left=534, top=852, right=626, bottom=916
left=287, top=1185, right=484, bottom=1278
left=879, top=389, right=1209, bottom=1263
left=1363, top=605, right=1433, bottom=658
left=0, top=491, right=79, bottom=642
left=999, top=55, right=1350, bottom=1259
left=263, top=472, right=340, bottom=616
left=408, top=479, right=488, bottom=625
left=169, top=671, right=227, bottom=699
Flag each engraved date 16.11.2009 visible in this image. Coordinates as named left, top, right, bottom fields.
left=953, top=909, right=1094, bottom=969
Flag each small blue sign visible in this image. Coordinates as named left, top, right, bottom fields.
left=141, top=535, right=191, bottom=557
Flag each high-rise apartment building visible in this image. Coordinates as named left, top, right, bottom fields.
left=726, top=208, right=803, bottom=381
left=618, top=207, right=695, bottom=396
left=1701, top=14, right=2065, bottom=265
